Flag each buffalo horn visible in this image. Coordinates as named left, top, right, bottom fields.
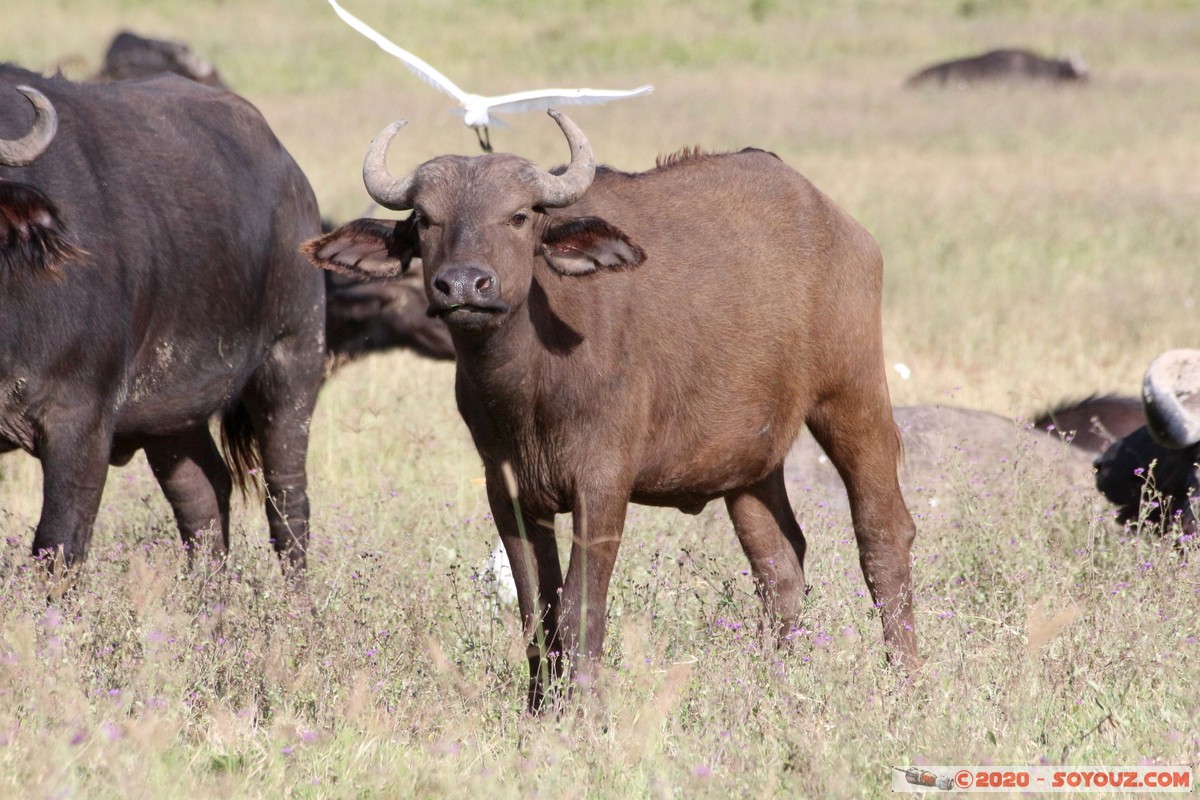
left=362, top=119, right=417, bottom=211
left=0, top=86, right=58, bottom=167
left=1142, top=348, right=1200, bottom=448
left=531, top=110, right=596, bottom=208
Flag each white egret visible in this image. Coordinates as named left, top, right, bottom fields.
left=482, top=539, right=518, bottom=607
left=329, top=0, right=653, bottom=152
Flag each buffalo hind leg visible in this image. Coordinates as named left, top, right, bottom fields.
left=807, top=391, right=920, bottom=670
left=240, top=346, right=322, bottom=574
left=485, top=469, right=563, bottom=712
left=724, top=466, right=808, bottom=639
left=144, top=427, right=232, bottom=571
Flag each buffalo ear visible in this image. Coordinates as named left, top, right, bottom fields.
left=541, top=217, right=645, bottom=276
left=302, top=217, right=418, bottom=279
left=0, top=182, right=86, bottom=281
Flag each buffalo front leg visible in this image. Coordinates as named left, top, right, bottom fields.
left=246, top=402, right=312, bottom=573
left=807, top=393, right=920, bottom=670
left=724, top=466, right=808, bottom=639
left=32, top=411, right=114, bottom=573
left=485, top=471, right=563, bottom=712
left=559, top=489, right=628, bottom=693
left=144, top=427, right=233, bottom=571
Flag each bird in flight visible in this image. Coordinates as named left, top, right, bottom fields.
left=328, top=0, right=653, bottom=152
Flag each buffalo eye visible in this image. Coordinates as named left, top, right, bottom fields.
left=509, top=211, right=529, bottom=229
left=414, top=209, right=433, bottom=230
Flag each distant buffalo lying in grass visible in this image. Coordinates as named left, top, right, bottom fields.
left=784, top=402, right=1104, bottom=523
left=1094, top=351, right=1199, bottom=540
left=782, top=385, right=1196, bottom=542
left=906, top=48, right=1089, bottom=88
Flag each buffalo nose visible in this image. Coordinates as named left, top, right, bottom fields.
left=432, top=264, right=500, bottom=307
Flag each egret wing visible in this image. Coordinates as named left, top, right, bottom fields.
left=329, top=0, right=471, bottom=105
left=487, top=85, right=654, bottom=115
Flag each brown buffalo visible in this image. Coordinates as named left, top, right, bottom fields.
left=306, top=111, right=918, bottom=708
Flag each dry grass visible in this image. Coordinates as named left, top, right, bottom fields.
left=2, top=1, right=1199, bottom=797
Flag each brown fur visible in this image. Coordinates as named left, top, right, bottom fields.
left=308, top=124, right=919, bottom=708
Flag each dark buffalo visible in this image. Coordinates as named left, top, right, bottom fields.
left=320, top=214, right=454, bottom=364
left=786, top=401, right=1113, bottom=522
left=1031, top=393, right=1145, bottom=454
left=307, top=111, right=919, bottom=708
left=91, top=31, right=228, bottom=89
left=906, top=48, right=1089, bottom=87
left=0, top=66, right=324, bottom=571
left=324, top=260, right=454, bottom=364
left=1094, top=350, right=1200, bottom=539
left=1093, top=428, right=1197, bottom=536
left=88, top=36, right=450, bottom=368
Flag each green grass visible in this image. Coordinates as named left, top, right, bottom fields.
left=3, top=1, right=1200, bottom=797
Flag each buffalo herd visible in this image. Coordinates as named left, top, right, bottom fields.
left=1, top=31, right=1195, bottom=708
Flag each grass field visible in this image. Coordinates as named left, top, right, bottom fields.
left=2, top=1, right=1199, bottom=797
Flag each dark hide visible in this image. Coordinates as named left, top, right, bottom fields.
left=906, top=48, right=1089, bottom=87
left=89, top=35, right=449, bottom=369
left=92, top=31, right=228, bottom=89
left=1094, top=428, right=1199, bottom=539
left=324, top=265, right=455, bottom=363
left=315, top=217, right=454, bottom=363
left=0, top=65, right=324, bottom=571
left=1030, top=393, right=1200, bottom=536
left=308, top=133, right=919, bottom=708
left=1031, top=393, right=1145, bottom=454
